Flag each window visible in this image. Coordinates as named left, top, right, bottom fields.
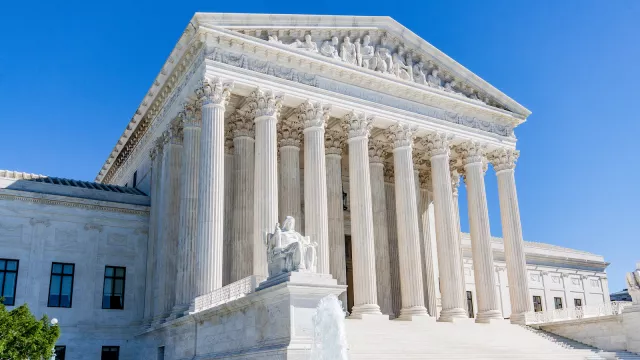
left=101, top=346, right=119, bottom=360
left=554, top=296, right=563, bottom=310
left=466, top=291, right=474, bottom=318
left=157, top=346, right=165, bottom=360
left=103, top=266, right=126, bottom=309
left=132, top=171, right=138, bottom=188
left=533, top=296, right=543, bottom=312
left=54, top=345, right=66, bottom=360
left=48, top=263, right=74, bottom=308
left=574, top=298, right=582, bottom=308
left=0, top=259, right=19, bottom=306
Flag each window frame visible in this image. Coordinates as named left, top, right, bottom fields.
left=102, top=266, right=126, bottom=310
left=532, top=295, right=543, bottom=312
left=54, top=345, right=66, bottom=360
left=47, top=262, right=75, bottom=308
left=554, top=296, right=563, bottom=310
left=574, top=298, right=582, bottom=308
left=0, top=258, right=19, bottom=306
left=101, top=346, right=120, bottom=360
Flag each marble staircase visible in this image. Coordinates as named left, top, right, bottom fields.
left=344, top=318, right=639, bottom=359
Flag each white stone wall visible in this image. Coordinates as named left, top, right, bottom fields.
left=0, top=188, right=149, bottom=360
left=540, top=315, right=627, bottom=351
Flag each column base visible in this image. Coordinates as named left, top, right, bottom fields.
left=437, top=307, right=468, bottom=322
left=348, top=312, right=388, bottom=321
left=509, top=312, right=528, bottom=325
left=350, top=303, right=382, bottom=318
left=398, top=306, right=429, bottom=320
left=475, top=309, right=504, bottom=323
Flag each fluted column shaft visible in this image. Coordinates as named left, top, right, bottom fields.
left=345, top=116, right=381, bottom=317
left=230, top=112, right=255, bottom=282
left=384, top=175, right=403, bottom=318
left=173, top=112, right=201, bottom=314
left=195, top=78, right=232, bottom=296
left=388, top=124, right=427, bottom=319
left=461, top=143, right=502, bottom=322
left=418, top=176, right=438, bottom=318
left=279, top=146, right=302, bottom=226
left=144, top=142, right=163, bottom=324
left=157, top=127, right=183, bottom=319
left=326, top=130, right=348, bottom=310
left=423, top=133, right=467, bottom=321
left=490, top=149, right=531, bottom=324
left=223, top=134, right=235, bottom=286
left=450, top=167, right=468, bottom=312
left=252, top=89, right=281, bottom=278
left=369, top=159, right=393, bottom=317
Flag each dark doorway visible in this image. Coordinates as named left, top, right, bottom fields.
left=466, top=291, right=474, bottom=318
left=345, top=235, right=354, bottom=314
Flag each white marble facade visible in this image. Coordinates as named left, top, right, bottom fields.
left=0, top=13, right=615, bottom=360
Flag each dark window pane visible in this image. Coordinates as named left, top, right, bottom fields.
left=6, top=261, right=17, bottom=271
left=63, top=265, right=73, bottom=275
left=49, top=294, right=60, bottom=307
left=60, top=294, right=71, bottom=308
left=4, top=273, right=15, bottom=297
left=52, top=264, right=63, bottom=274
left=105, top=267, right=114, bottom=277
left=103, top=278, right=113, bottom=295
left=115, top=268, right=125, bottom=278
left=50, top=275, right=61, bottom=295
left=103, top=295, right=111, bottom=309
left=0, top=260, right=5, bottom=270
left=114, top=279, right=124, bottom=295
left=110, top=295, right=123, bottom=309
left=55, top=346, right=66, bottom=360
left=0, top=275, right=4, bottom=298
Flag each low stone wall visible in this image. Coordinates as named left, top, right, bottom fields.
left=539, top=315, right=627, bottom=351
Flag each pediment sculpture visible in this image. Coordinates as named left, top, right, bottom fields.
left=266, top=216, right=318, bottom=277
left=627, top=263, right=640, bottom=305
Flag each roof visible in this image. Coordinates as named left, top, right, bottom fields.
left=95, top=13, right=532, bottom=184
left=0, top=170, right=145, bottom=195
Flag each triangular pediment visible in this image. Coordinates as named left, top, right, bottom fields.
left=193, top=13, right=530, bottom=118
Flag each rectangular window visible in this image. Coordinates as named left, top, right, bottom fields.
left=466, top=291, right=474, bottom=318
left=132, top=171, right=138, bottom=188
left=157, top=346, right=165, bottom=360
left=54, top=345, right=66, bottom=360
left=103, top=266, right=126, bottom=309
left=554, top=296, right=563, bottom=310
left=101, top=346, right=119, bottom=360
left=48, top=263, right=74, bottom=308
left=533, top=295, right=543, bottom=312
left=0, top=259, right=19, bottom=306
left=574, top=298, right=582, bottom=307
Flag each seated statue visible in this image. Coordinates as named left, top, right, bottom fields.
left=627, top=262, right=640, bottom=305
left=266, top=216, right=317, bottom=277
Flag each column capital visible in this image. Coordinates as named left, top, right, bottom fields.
left=196, top=77, right=233, bottom=107
left=449, top=159, right=461, bottom=195
left=488, top=148, right=519, bottom=172
left=163, top=118, right=184, bottom=146
left=229, top=110, right=255, bottom=139
left=342, top=111, right=373, bottom=139
left=150, top=137, right=164, bottom=160
left=278, top=117, right=303, bottom=147
left=386, top=122, right=417, bottom=149
left=247, top=87, right=284, bottom=119
left=420, top=132, right=453, bottom=158
left=325, top=128, right=346, bottom=156
left=183, top=102, right=202, bottom=128
left=297, top=100, right=331, bottom=129
left=368, top=140, right=388, bottom=164
left=457, top=141, right=488, bottom=166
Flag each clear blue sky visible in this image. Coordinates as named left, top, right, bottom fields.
left=1, top=1, right=638, bottom=292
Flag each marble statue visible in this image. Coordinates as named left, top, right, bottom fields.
left=413, top=61, right=427, bottom=84
left=266, top=216, right=317, bottom=277
left=268, top=34, right=283, bottom=44
left=427, top=69, right=442, bottom=88
left=340, top=36, right=357, bottom=65
left=320, top=36, right=340, bottom=59
left=291, top=34, right=318, bottom=52
left=358, top=35, right=375, bottom=69
left=626, top=262, right=640, bottom=305
left=392, top=47, right=413, bottom=81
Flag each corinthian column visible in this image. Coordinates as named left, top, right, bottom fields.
left=325, top=129, right=348, bottom=309
left=384, top=166, right=403, bottom=318
left=298, top=100, right=331, bottom=274
left=144, top=138, right=163, bottom=325
left=343, top=112, right=381, bottom=317
left=156, top=121, right=183, bottom=321
left=229, top=110, right=255, bottom=282
left=421, top=132, right=467, bottom=321
left=417, top=167, right=438, bottom=318
left=488, top=148, right=531, bottom=324
left=450, top=159, right=468, bottom=312
left=459, top=141, right=502, bottom=322
left=278, top=116, right=303, bottom=231
left=194, top=78, right=233, bottom=296
left=250, top=88, right=283, bottom=278
left=386, top=123, right=428, bottom=320
left=369, top=140, right=393, bottom=317
left=172, top=105, right=201, bottom=317
left=223, top=127, right=234, bottom=286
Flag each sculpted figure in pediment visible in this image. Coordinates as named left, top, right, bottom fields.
left=340, top=36, right=357, bottom=65
left=413, top=61, right=427, bottom=84
left=290, top=34, right=318, bottom=52
left=320, top=36, right=340, bottom=59
left=444, top=81, right=463, bottom=95
left=392, top=47, right=413, bottom=81
left=268, top=34, right=283, bottom=44
left=427, top=69, right=442, bottom=88
left=358, top=35, right=375, bottom=69
left=374, top=34, right=394, bottom=73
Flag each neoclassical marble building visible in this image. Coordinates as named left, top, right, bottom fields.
left=0, top=13, right=616, bottom=360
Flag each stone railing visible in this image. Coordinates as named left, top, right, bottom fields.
left=190, top=275, right=266, bottom=313
left=525, top=301, right=632, bottom=324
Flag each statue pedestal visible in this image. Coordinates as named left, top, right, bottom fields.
left=256, top=270, right=338, bottom=291
left=623, top=305, right=640, bottom=354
